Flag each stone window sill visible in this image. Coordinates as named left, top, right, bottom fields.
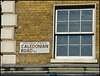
left=51, top=59, right=97, bottom=64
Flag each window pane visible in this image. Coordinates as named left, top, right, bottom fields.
left=69, top=10, right=80, bottom=21
left=81, top=22, right=92, bottom=32
left=69, top=46, right=80, bottom=56
left=57, top=22, right=68, bottom=32
left=69, top=22, right=80, bottom=32
left=81, top=46, right=92, bottom=56
left=57, top=35, right=68, bottom=44
left=81, top=10, right=93, bottom=20
left=57, top=46, right=68, bottom=56
left=81, top=35, right=92, bottom=44
left=57, top=11, right=68, bottom=21
left=69, top=35, right=80, bottom=44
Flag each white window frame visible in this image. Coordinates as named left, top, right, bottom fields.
left=53, top=5, right=96, bottom=60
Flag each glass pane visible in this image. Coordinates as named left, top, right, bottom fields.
left=69, top=35, right=80, bottom=44
left=57, top=11, right=68, bottom=21
left=81, top=10, right=93, bottom=20
left=57, top=46, right=68, bottom=56
left=57, top=35, right=68, bottom=44
left=81, top=46, right=92, bottom=56
left=81, top=35, right=92, bottom=44
left=57, top=22, right=68, bottom=32
left=69, top=22, right=80, bottom=32
left=69, top=10, right=80, bottom=21
left=81, top=22, right=92, bottom=32
left=69, top=46, right=80, bottom=56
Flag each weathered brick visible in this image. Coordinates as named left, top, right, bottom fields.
left=15, top=0, right=99, bottom=65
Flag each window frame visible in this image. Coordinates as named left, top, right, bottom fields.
left=53, top=5, right=96, bottom=59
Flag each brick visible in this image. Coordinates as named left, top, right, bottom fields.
left=15, top=1, right=99, bottom=65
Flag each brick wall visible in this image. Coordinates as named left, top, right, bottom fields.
left=15, top=0, right=99, bottom=65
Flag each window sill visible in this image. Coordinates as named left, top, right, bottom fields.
left=51, top=59, right=97, bottom=64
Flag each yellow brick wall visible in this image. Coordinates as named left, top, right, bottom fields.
left=15, top=0, right=99, bottom=65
